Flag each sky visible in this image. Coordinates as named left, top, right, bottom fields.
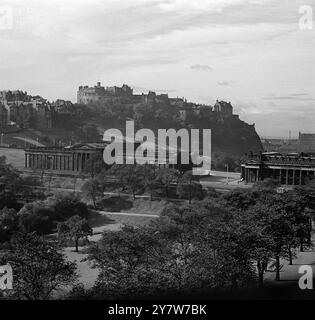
left=0, top=0, right=314, bottom=138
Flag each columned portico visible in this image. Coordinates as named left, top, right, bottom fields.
left=25, top=144, right=105, bottom=174
left=241, top=153, right=315, bottom=186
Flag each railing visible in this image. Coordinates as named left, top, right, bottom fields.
left=242, top=154, right=315, bottom=166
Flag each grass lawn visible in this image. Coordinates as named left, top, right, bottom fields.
left=0, top=147, right=25, bottom=169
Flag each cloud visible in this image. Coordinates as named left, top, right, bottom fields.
left=190, top=64, right=213, bottom=72
left=158, top=0, right=258, bottom=15
left=263, top=93, right=315, bottom=101
left=0, top=0, right=314, bottom=138
left=218, top=80, right=235, bottom=86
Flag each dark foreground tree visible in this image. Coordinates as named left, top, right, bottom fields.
left=58, top=215, right=92, bottom=252
left=85, top=203, right=256, bottom=299
left=18, top=201, right=55, bottom=235
left=47, top=193, right=89, bottom=221
left=155, top=168, right=179, bottom=198
left=4, top=232, right=77, bottom=299
left=0, top=207, right=18, bottom=243
left=176, top=171, right=205, bottom=203
left=109, top=165, right=145, bottom=200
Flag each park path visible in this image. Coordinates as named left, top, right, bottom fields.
left=98, top=210, right=159, bottom=218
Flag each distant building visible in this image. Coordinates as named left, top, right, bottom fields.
left=0, top=90, right=52, bottom=129
left=25, top=141, right=193, bottom=174
left=25, top=143, right=105, bottom=173
left=51, top=99, right=74, bottom=113
left=106, top=84, right=133, bottom=97
left=261, top=138, right=299, bottom=153
left=77, top=84, right=237, bottom=122
left=169, top=97, right=185, bottom=108
left=77, top=82, right=133, bottom=104
left=214, top=100, right=233, bottom=116
left=0, top=90, right=30, bottom=103
left=241, top=152, right=315, bottom=185
left=298, top=132, right=315, bottom=153
left=77, top=82, right=107, bottom=104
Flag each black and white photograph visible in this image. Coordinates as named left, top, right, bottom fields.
left=0, top=0, right=315, bottom=309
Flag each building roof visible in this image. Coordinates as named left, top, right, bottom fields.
left=64, top=142, right=106, bottom=150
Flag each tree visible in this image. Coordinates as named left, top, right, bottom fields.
left=81, top=178, right=102, bottom=209
left=58, top=215, right=92, bottom=252
left=83, top=183, right=315, bottom=296
left=106, top=164, right=125, bottom=197
left=253, top=178, right=280, bottom=192
left=110, top=165, right=145, bottom=200
left=85, top=202, right=257, bottom=299
left=0, top=207, right=18, bottom=243
left=222, top=189, right=258, bottom=211
left=83, top=153, right=106, bottom=178
left=249, top=192, right=307, bottom=281
left=77, top=124, right=100, bottom=142
left=235, top=206, right=277, bottom=286
left=4, top=232, right=77, bottom=299
left=18, top=201, right=55, bottom=235
left=155, top=168, right=180, bottom=198
left=176, top=171, right=205, bottom=203
left=46, top=193, right=89, bottom=221
left=86, top=225, right=157, bottom=298
left=157, top=203, right=255, bottom=290
left=0, top=156, right=21, bottom=191
left=138, top=164, right=156, bottom=200
left=0, top=190, right=19, bottom=211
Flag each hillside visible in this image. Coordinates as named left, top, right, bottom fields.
left=0, top=94, right=263, bottom=172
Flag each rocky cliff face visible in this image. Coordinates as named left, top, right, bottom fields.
left=211, top=118, right=263, bottom=156
left=192, top=114, right=263, bottom=157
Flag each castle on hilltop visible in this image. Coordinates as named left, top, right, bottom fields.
left=77, top=82, right=173, bottom=106
left=77, top=82, right=236, bottom=120
left=77, top=82, right=133, bottom=104
left=0, top=83, right=237, bottom=134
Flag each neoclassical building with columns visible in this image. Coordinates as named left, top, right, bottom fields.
left=24, top=141, right=193, bottom=174
left=241, top=152, right=315, bottom=185
left=24, top=143, right=105, bottom=173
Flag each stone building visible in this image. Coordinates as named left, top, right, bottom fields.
left=241, top=152, right=315, bottom=185
left=214, top=100, right=233, bottom=116
left=298, top=132, right=315, bottom=153
left=25, top=141, right=193, bottom=174
left=25, top=143, right=105, bottom=173
left=77, top=82, right=133, bottom=104
left=0, top=90, right=52, bottom=129
left=0, top=90, right=29, bottom=103
left=106, top=84, right=133, bottom=97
